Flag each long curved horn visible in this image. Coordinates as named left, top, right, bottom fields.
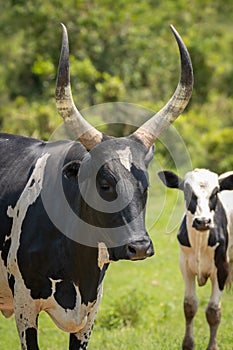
left=55, top=24, right=103, bottom=150
left=133, top=25, right=193, bottom=149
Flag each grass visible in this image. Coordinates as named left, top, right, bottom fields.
left=0, top=163, right=233, bottom=349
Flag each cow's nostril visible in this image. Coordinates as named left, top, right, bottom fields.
left=127, top=244, right=137, bottom=256
left=126, top=240, right=154, bottom=260
left=146, top=244, right=154, bottom=257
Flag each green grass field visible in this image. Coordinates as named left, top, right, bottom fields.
left=0, top=165, right=232, bottom=349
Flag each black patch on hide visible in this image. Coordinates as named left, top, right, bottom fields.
left=54, top=280, right=77, bottom=310
left=177, top=216, right=191, bottom=247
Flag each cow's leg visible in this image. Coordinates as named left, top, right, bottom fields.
left=14, top=279, right=40, bottom=350
left=205, top=274, right=222, bottom=350
left=69, top=303, right=99, bottom=350
left=69, top=285, right=103, bottom=350
left=69, top=332, right=89, bottom=350
left=69, top=309, right=97, bottom=350
left=180, top=252, right=198, bottom=350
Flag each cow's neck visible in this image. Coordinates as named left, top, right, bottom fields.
left=187, top=224, right=210, bottom=252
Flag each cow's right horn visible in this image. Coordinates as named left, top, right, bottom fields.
left=55, top=24, right=103, bottom=150
left=132, top=25, right=194, bottom=149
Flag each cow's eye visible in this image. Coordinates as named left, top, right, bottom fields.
left=97, top=179, right=117, bottom=201
left=96, top=167, right=117, bottom=201
left=100, top=182, right=111, bottom=191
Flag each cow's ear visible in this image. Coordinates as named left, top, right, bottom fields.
left=63, top=161, right=81, bottom=180
left=158, top=170, right=184, bottom=190
left=145, top=144, right=155, bottom=167
left=219, top=171, right=233, bottom=191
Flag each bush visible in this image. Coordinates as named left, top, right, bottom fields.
left=96, top=288, right=148, bottom=330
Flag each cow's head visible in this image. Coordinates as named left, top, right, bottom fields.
left=62, top=137, right=155, bottom=261
left=158, top=169, right=233, bottom=231
left=56, top=24, right=193, bottom=261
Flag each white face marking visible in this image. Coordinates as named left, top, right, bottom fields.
left=116, top=146, right=132, bottom=171
left=184, top=168, right=219, bottom=220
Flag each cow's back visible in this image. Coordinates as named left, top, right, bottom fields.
left=0, top=134, right=46, bottom=241
left=0, top=133, right=45, bottom=201
left=0, top=133, right=86, bottom=226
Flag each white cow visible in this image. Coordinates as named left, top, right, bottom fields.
left=158, top=168, right=233, bottom=350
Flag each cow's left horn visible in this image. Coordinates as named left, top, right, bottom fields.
left=133, top=25, right=193, bottom=149
left=55, top=24, right=103, bottom=150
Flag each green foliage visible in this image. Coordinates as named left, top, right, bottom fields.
left=96, top=288, right=148, bottom=329
left=0, top=0, right=233, bottom=172
left=32, top=55, right=55, bottom=79
left=0, top=96, right=60, bottom=139
left=95, top=73, right=125, bottom=103
left=176, top=94, right=233, bottom=173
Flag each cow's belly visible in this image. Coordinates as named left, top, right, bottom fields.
left=0, top=257, right=14, bottom=315
left=189, top=250, right=215, bottom=276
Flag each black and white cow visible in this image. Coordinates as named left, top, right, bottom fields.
left=158, top=168, right=233, bottom=350
left=0, top=24, right=193, bottom=350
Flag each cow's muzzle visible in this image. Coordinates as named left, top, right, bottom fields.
left=192, top=217, right=211, bottom=231
left=126, top=237, right=154, bottom=261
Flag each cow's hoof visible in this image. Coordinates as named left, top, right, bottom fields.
left=182, top=336, right=195, bottom=350
left=206, top=345, right=218, bottom=350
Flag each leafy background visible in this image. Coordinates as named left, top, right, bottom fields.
left=0, top=0, right=233, bottom=173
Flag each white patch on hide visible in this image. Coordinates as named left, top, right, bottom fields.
left=116, top=146, right=132, bottom=171
left=75, top=282, right=103, bottom=344
left=42, top=279, right=103, bottom=337
left=43, top=280, right=93, bottom=333
left=7, top=153, right=50, bottom=274
left=4, top=153, right=50, bottom=349
left=98, top=242, right=110, bottom=270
